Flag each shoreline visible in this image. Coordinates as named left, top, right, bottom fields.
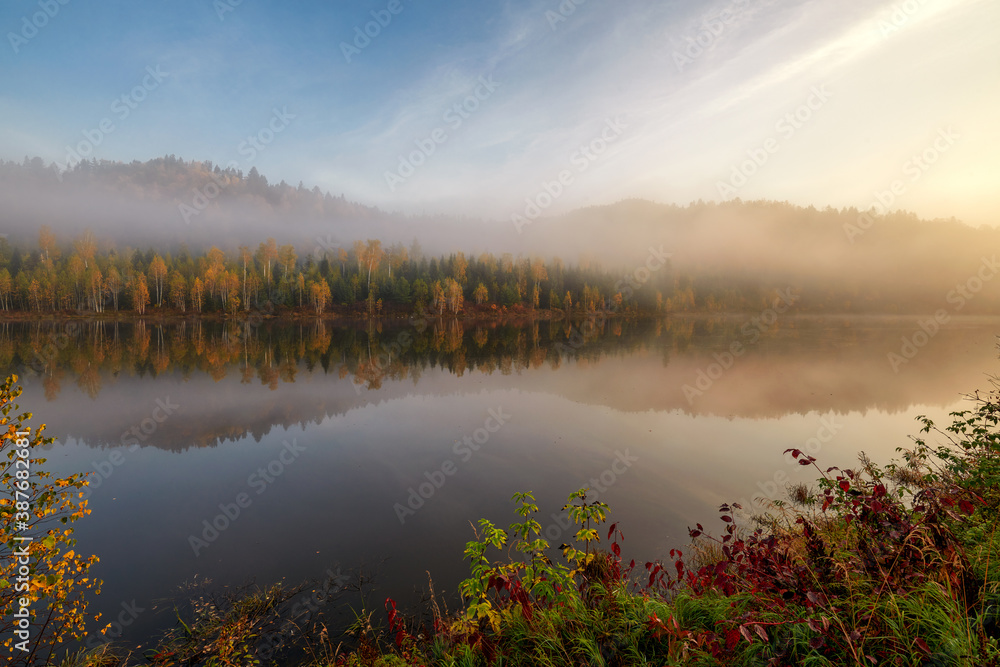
left=2, top=308, right=999, bottom=325
left=0, top=305, right=631, bottom=326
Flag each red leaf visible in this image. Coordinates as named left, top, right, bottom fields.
left=806, top=591, right=827, bottom=607
left=914, top=638, right=931, bottom=656
left=608, top=522, right=617, bottom=540
left=839, top=480, right=850, bottom=492
left=385, top=598, right=397, bottom=627
left=959, top=500, right=976, bottom=515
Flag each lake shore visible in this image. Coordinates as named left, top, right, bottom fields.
left=0, top=303, right=605, bottom=325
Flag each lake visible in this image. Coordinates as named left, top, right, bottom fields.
left=5, top=313, right=999, bottom=650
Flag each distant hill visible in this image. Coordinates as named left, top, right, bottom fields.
left=0, top=156, right=471, bottom=255
left=530, top=198, right=999, bottom=312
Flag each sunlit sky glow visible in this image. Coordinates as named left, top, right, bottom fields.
left=1, top=0, right=997, bottom=225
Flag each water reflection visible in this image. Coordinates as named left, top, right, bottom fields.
left=5, top=315, right=999, bottom=453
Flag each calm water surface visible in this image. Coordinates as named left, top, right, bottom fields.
left=4, top=314, right=999, bottom=648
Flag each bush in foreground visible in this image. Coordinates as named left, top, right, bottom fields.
left=0, top=374, right=99, bottom=667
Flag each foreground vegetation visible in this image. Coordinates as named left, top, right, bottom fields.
left=0, top=375, right=98, bottom=666
left=6, top=376, right=1000, bottom=665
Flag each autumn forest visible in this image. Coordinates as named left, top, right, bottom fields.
left=0, top=226, right=686, bottom=317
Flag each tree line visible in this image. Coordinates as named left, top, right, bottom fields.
left=0, top=228, right=690, bottom=316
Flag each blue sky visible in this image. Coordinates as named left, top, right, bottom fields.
left=1, top=0, right=997, bottom=225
